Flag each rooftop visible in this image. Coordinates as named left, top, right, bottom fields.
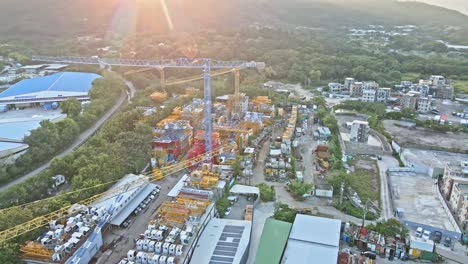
left=0, top=72, right=101, bottom=99
left=189, top=218, right=251, bottom=264
left=282, top=214, right=341, bottom=264
left=254, top=218, right=292, bottom=264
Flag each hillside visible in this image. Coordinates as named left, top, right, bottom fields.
left=0, top=0, right=467, bottom=43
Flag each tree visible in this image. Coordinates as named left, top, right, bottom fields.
left=273, top=203, right=297, bottom=223
left=256, top=183, right=276, bottom=202
left=367, top=219, right=409, bottom=238
left=215, top=195, right=230, bottom=218
left=309, top=69, right=322, bottom=83
left=288, top=181, right=312, bottom=200
left=60, top=98, right=81, bottom=118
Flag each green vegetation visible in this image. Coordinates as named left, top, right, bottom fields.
left=330, top=168, right=380, bottom=205
left=367, top=219, right=409, bottom=238
left=0, top=73, right=124, bottom=185
left=334, top=200, right=377, bottom=221
left=256, top=183, right=276, bottom=202
left=273, top=203, right=298, bottom=223
left=287, top=181, right=312, bottom=201
left=60, top=98, right=82, bottom=118
left=215, top=194, right=230, bottom=218
left=314, top=98, right=343, bottom=170
left=415, top=119, right=468, bottom=133
left=453, top=80, right=468, bottom=94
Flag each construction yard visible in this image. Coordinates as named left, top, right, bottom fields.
left=383, top=120, right=468, bottom=153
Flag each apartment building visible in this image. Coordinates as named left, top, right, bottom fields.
left=442, top=161, right=468, bottom=201
left=361, top=89, right=376, bottom=103
left=435, top=85, right=454, bottom=100
left=417, top=95, right=432, bottom=113
left=401, top=91, right=420, bottom=109
left=350, top=82, right=363, bottom=97
left=328, top=83, right=345, bottom=94
left=449, top=183, right=468, bottom=223
left=350, top=120, right=369, bottom=143
left=430, top=75, right=447, bottom=87
left=344, top=77, right=355, bottom=91
left=376, top=88, right=391, bottom=103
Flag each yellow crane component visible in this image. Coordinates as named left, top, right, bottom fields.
left=0, top=143, right=235, bottom=244
left=213, top=126, right=252, bottom=135
left=20, top=242, right=53, bottom=260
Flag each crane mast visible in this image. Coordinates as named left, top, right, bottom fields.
left=32, top=56, right=264, bottom=154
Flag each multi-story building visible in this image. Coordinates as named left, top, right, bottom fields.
left=350, top=120, right=369, bottom=143
left=442, top=161, right=468, bottom=200
left=410, top=85, right=430, bottom=97
left=362, top=81, right=379, bottom=91
left=328, top=83, right=345, bottom=94
left=417, top=95, right=432, bottom=113
left=361, top=89, right=376, bottom=103
left=401, top=91, right=420, bottom=109
left=449, top=183, right=468, bottom=223
left=344, top=77, right=355, bottom=91
left=435, top=85, right=454, bottom=100
left=350, top=82, right=363, bottom=97
left=430, top=75, right=447, bottom=87
left=376, top=88, right=391, bottom=103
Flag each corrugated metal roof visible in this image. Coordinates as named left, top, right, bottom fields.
left=0, top=121, right=41, bottom=140
left=190, top=218, right=251, bottom=264
left=282, top=214, right=341, bottom=264
left=0, top=72, right=101, bottom=98
left=254, top=218, right=292, bottom=264
left=289, top=214, right=341, bottom=246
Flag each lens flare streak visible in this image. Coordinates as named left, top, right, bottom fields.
left=159, top=0, right=174, bottom=31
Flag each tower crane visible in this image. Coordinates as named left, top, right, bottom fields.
left=0, top=143, right=234, bottom=243
left=32, top=56, right=265, bottom=155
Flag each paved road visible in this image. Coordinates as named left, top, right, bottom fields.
left=0, top=80, right=135, bottom=192
left=377, top=155, right=399, bottom=221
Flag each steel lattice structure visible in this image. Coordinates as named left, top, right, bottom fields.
left=32, top=56, right=264, bottom=154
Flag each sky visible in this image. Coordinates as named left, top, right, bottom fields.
left=407, top=0, right=468, bottom=15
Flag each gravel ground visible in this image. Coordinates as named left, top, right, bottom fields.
left=383, top=120, right=468, bottom=153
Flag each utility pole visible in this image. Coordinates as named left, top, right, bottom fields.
left=362, top=199, right=370, bottom=228
left=339, top=182, right=345, bottom=205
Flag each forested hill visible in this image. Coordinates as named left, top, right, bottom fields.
left=0, top=0, right=467, bottom=41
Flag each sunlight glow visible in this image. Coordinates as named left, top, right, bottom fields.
left=159, top=0, right=174, bottom=31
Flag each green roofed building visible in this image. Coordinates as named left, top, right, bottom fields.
left=254, top=218, right=292, bottom=264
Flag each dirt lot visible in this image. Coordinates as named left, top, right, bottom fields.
left=349, top=159, right=380, bottom=205
left=383, top=120, right=468, bottom=153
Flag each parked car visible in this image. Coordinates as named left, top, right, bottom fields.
left=422, top=230, right=431, bottom=240
left=225, top=207, right=232, bottom=216
left=444, top=237, right=451, bottom=247
left=361, top=251, right=376, bottom=260
left=415, top=227, right=423, bottom=237
left=122, top=219, right=132, bottom=228
left=432, top=231, right=442, bottom=243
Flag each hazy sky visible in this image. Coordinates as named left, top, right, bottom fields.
left=409, top=0, right=468, bottom=15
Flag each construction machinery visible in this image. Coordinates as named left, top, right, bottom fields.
left=0, top=143, right=234, bottom=244
left=32, top=56, right=265, bottom=155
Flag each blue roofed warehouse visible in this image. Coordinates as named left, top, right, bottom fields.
left=0, top=72, right=101, bottom=106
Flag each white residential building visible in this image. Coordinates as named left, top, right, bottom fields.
left=344, top=77, right=355, bottom=91
left=417, top=95, right=432, bottom=113
left=376, top=88, right=391, bottom=103
left=350, top=120, right=369, bottom=143
left=361, top=89, right=376, bottom=102
left=430, top=75, right=446, bottom=87
left=328, top=83, right=345, bottom=94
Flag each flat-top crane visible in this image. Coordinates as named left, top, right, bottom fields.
left=32, top=56, right=265, bottom=155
